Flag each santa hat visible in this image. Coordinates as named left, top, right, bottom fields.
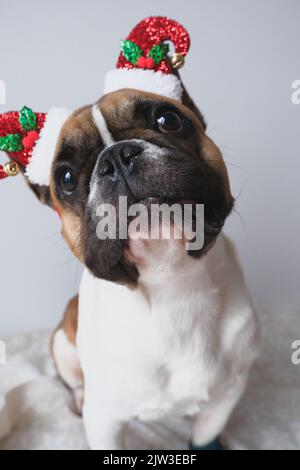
left=0, top=17, right=190, bottom=186
left=0, top=106, right=71, bottom=185
left=103, top=16, right=190, bottom=101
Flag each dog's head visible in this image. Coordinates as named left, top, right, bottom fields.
left=0, top=17, right=233, bottom=287
left=46, top=88, right=233, bottom=286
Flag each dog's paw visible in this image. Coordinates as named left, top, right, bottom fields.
left=189, top=437, right=228, bottom=450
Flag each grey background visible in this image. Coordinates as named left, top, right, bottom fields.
left=0, top=0, right=299, bottom=334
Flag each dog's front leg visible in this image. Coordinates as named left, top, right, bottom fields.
left=191, top=379, right=246, bottom=450
left=83, top=399, right=126, bottom=450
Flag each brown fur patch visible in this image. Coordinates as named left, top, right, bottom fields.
left=50, top=294, right=79, bottom=354
left=99, top=90, right=231, bottom=197
left=201, top=134, right=232, bottom=204
left=50, top=187, right=84, bottom=261
left=49, top=106, right=99, bottom=262
left=99, top=89, right=232, bottom=205
left=50, top=294, right=84, bottom=414
left=59, top=295, right=79, bottom=345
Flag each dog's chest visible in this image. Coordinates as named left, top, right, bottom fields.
left=77, top=267, right=219, bottom=419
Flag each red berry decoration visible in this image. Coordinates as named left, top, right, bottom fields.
left=22, top=130, right=39, bottom=149
left=137, top=57, right=147, bottom=68
left=145, top=58, right=155, bottom=69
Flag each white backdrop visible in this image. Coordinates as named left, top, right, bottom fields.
left=0, top=0, right=299, bottom=334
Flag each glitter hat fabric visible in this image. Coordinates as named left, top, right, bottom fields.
left=0, top=17, right=190, bottom=185
left=103, top=16, right=191, bottom=101
left=0, top=107, right=46, bottom=179
left=0, top=106, right=71, bottom=185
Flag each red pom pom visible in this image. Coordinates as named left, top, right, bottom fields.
left=22, top=130, right=39, bottom=149
left=137, top=57, right=147, bottom=68
left=145, top=58, right=155, bottom=69
left=137, top=57, right=155, bottom=69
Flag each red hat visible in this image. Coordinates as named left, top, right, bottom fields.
left=0, top=106, right=71, bottom=185
left=104, top=16, right=190, bottom=101
left=0, top=17, right=190, bottom=185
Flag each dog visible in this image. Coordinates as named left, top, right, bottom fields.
left=30, top=84, right=260, bottom=450
left=0, top=16, right=260, bottom=451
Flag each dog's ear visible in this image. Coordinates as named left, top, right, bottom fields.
left=6, top=161, right=54, bottom=208
left=25, top=178, right=53, bottom=207
left=1, top=157, right=53, bottom=207
left=175, top=72, right=207, bottom=130
left=181, top=85, right=207, bottom=130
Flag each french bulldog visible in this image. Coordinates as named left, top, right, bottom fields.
left=0, top=17, right=259, bottom=450
left=43, top=86, right=261, bottom=450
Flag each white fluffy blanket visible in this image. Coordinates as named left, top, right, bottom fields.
left=0, top=309, right=299, bottom=450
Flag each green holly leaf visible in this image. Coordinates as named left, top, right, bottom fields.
left=148, top=43, right=169, bottom=64
left=0, top=134, right=23, bottom=153
left=19, top=106, right=37, bottom=132
left=121, top=40, right=143, bottom=65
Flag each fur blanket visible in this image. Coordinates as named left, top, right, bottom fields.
left=0, top=309, right=299, bottom=450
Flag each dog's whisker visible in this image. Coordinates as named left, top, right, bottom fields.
left=231, top=207, right=248, bottom=238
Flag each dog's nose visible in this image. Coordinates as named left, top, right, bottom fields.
left=98, top=142, right=143, bottom=177
left=119, top=143, right=142, bottom=165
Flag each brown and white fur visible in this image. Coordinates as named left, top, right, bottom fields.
left=34, top=87, right=260, bottom=449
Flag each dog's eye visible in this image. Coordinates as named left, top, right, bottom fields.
left=59, top=168, right=77, bottom=194
left=156, top=110, right=182, bottom=133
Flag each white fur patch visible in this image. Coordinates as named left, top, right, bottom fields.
left=53, top=329, right=82, bottom=390
left=77, top=234, right=260, bottom=449
left=26, top=108, right=72, bottom=186
left=103, top=69, right=183, bottom=101
left=91, top=104, right=114, bottom=147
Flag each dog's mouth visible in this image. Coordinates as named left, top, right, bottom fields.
left=129, top=195, right=224, bottom=227
left=125, top=195, right=225, bottom=241
left=116, top=165, right=198, bottom=208
left=84, top=190, right=228, bottom=283
left=114, top=164, right=230, bottom=240
left=134, top=195, right=198, bottom=206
